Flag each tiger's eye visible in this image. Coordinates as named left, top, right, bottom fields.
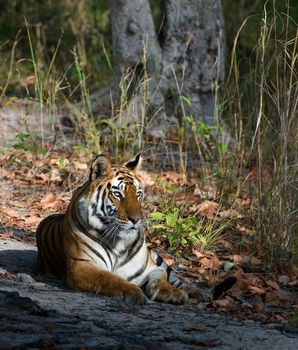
left=136, top=191, right=143, bottom=200
left=113, top=191, right=123, bottom=200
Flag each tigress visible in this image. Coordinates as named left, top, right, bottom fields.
left=36, top=153, right=236, bottom=304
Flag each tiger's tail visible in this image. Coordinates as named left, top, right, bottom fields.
left=153, top=252, right=236, bottom=301
left=213, top=276, right=237, bottom=299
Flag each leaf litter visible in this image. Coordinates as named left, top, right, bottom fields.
left=0, top=148, right=297, bottom=326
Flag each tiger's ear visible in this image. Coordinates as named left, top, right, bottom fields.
left=124, top=153, right=143, bottom=173
left=90, top=155, right=112, bottom=182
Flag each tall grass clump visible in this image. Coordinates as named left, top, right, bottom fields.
left=24, top=18, right=67, bottom=150
left=22, top=15, right=107, bottom=154
left=222, top=1, right=298, bottom=265
left=70, top=48, right=101, bottom=155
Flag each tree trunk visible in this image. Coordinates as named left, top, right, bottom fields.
left=161, top=0, right=225, bottom=125
left=87, top=0, right=225, bottom=138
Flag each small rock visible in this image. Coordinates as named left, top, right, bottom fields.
left=16, top=273, right=36, bottom=283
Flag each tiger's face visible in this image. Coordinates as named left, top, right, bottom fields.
left=84, top=154, right=144, bottom=242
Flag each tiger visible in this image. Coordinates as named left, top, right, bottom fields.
left=36, top=153, right=236, bottom=305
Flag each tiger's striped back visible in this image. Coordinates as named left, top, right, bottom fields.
left=36, top=213, right=66, bottom=277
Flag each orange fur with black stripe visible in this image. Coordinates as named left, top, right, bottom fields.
left=36, top=154, right=236, bottom=304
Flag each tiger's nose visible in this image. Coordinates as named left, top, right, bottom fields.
left=128, top=216, right=141, bottom=224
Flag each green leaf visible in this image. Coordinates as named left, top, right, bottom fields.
left=97, top=118, right=115, bottom=130
left=197, top=122, right=208, bottom=133
left=152, top=224, right=166, bottom=230
left=289, top=310, right=298, bottom=328
left=166, top=210, right=179, bottom=227
left=223, top=261, right=234, bottom=272
left=218, top=143, right=228, bottom=154
left=185, top=115, right=193, bottom=123
left=15, top=133, right=30, bottom=141
left=3, top=96, right=17, bottom=106
left=181, top=95, right=192, bottom=106
left=150, top=212, right=165, bottom=221
left=58, top=158, right=65, bottom=169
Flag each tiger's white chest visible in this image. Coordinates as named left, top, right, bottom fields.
left=112, top=234, right=154, bottom=286
left=77, top=228, right=155, bottom=287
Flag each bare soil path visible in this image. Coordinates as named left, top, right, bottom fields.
left=0, top=238, right=297, bottom=350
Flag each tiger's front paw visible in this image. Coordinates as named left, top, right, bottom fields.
left=151, top=282, right=188, bottom=304
left=121, top=284, right=148, bottom=305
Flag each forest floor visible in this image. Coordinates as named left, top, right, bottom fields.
left=0, top=237, right=298, bottom=349
left=0, top=100, right=298, bottom=349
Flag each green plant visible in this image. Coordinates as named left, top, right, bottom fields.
left=150, top=204, right=229, bottom=253
left=196, top=219, right=229, bottom=252
left=289, top=311, right=298, bottom=328
left=14, top=133, right=35, bottom=152
left=150, top=209, right=202, bottom=251
left=110, top=45, right=151, bottom=159
left=25, top=18, right=63, bottom=148
left=0, top=32, right=19, bottom=104
left=71, top=48, right=101, bottom=155
left=220, top=1, right=298, bottom=264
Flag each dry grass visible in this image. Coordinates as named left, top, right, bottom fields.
left=0, top=1, right=297, bottom=265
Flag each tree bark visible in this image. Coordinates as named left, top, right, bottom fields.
left=161, top=0, right=225, bottom=125
left=87, top=0, right=225, bottom=137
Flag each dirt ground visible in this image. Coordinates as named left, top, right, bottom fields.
left=0, top=238, right=298, bottom=350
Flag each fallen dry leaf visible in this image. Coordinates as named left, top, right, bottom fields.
left=41, top=193, right=57, bottom=204
left=34, top=159, right=46, bottom=168
left=249, top=286, right=266, bottom=295
left=265, top=292, right=280, bottom=306
left=193, top=200, right=219, bottom=219
left=254, top=295, right=265, bottom=311
left=288, top=279, right=298, bottom=286
left=250, top=256, right=262, bottom=265
left=139, top=171, right=154, bottom=186
left=278, top=275, right=290, bottom=285
left=199, top=257, right=212, bottom=269
left=265, top=290, right=292, bottom=307
left=26, top=216, right=41, bottom=226
left=50, top=169, right=63, bottom=182
left=158, top=253, right=174, bottom=266
left=219, top=209, right=243, bottom=219
left=40, top=193, right=67, bottom=211
left=232, top=254, right=250, bottom=264
left=192, top=249, right=204, bottom=259
left=214, top=299, right=230, bottom=307
left=275, top=314, right=287, bottom=323
left=210, top=256, right=221, bottom=270
left=0, top=271, right=17, bottom=280
left=273, top=290, right=292, bottom=302
left=1, top=207, right=20, bottom=218
left=37, top=173, right=50, bottom=182
left=265, top=323, right=280, bottom=329
left=291, top=266, right=298, bottom=277
left=74, top=161, right=87, bottom=170
left=265, top=280, right=281, bottom=291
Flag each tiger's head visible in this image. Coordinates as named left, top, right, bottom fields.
left=80, top=153, right=144, bottom=242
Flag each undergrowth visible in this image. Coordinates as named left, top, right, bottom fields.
left=150, top=203, right=230, bottom=254
left=0, top=1, right=297, bottom=265
left=221, top=1, right=298, bottom=265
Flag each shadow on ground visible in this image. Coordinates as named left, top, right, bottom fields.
left=0, top=237, right=298, bottom=350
